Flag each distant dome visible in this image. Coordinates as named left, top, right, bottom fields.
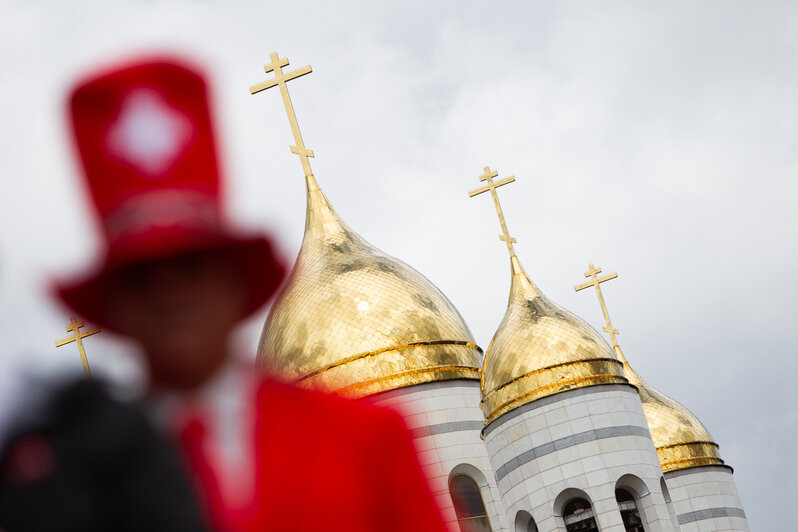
left=258, top=175, right=482, bottom=397
left=620, top=357, right=725, bottom=473
left=481, top=256, right=627, bottom=424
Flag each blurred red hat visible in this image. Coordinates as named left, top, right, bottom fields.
left=56, top=57, right=285, bottom=329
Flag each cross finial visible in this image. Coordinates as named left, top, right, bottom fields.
left=250, top=52, right=315, bottom=178
left=574, top=264, right=621, bottom=350
left=55, top=317, right=100, bottom=378
left=468, top=166, right=517, bottom=258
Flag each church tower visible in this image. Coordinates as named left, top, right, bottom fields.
left=574, top=265, right=749, bottom=531
left=471, top=168, right=675, bottom=532
left=251, top=53, right=510, bottom=532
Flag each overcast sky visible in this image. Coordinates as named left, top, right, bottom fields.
left=2, top=0, right=796, bottom=528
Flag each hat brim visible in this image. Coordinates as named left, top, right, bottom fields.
left=56, top=232, right=286, bottom=332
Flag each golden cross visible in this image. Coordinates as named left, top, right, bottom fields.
left=250, top=52, right=315, bottom=177
left=574, top=264, right=620, bottom=349
left=55, top=317, right=100, bottom=379
left=468, top=166, right=517, bottom=257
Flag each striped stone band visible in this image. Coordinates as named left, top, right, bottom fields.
left=496, top=424, right=651, bottom=481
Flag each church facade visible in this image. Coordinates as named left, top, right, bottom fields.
left=255, top=167, right=748, bottom=532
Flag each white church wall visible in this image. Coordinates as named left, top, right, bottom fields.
left=371, top=380, right=510, bottom=532
left=483, top=384, right=675, bottom=532
left=663, top=466, right=748, bottom=532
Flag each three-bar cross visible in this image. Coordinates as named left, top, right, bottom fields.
left=250, top=52, right=315, bottom=178
left=574, top=264, right=621, bottom=350
left=468, top=166, right=518, bottom=257
left=55, top=316, right=100, bottom=378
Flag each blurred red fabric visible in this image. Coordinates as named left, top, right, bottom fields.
left=178, top=378, right=449, bottom=532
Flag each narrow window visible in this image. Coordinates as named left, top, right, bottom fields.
left=563, top=498, right=598, bottom=532
left=615, top=489, right=644, bottom=532
left=449, top=474, right=492, bottom=532
left=659, top=477, right=679, bottom=529
left=659, top=478, right=671, bottom=504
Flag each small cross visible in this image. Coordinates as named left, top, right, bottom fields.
left=574, top=264, right=620, bottom=349
left=250, top=52, right=315, bottom=178
left=468, top=166, right=518, bottom=257
left=55, top=317, right=100, bottom=379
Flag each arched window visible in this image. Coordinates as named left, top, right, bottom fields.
left=449, top=474, right=492, bottom=532
left=515, top=510, right=538, bottom=532
left=615, top=489, right=644, bottom=532
left=563, top=498, right=598, bottom=532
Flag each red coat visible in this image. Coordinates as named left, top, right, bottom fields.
left=176, top=376, right=448, bottom=532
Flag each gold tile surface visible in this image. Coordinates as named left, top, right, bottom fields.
left=481, top=256, right=627, bottom=424
left=257, top=175, right=482, bottom=396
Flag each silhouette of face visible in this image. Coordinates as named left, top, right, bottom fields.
left=105, top=250, right=246, bottom=391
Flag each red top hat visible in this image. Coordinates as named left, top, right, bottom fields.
left=57, top=57, right=285, bottom=329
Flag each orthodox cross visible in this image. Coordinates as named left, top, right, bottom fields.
left=55, top=316, right=100, bottom=378
left=574, top=264, right=620, bottom=350
left=468, top=166, right=518, bottom=257
left=250, top=52, right=315, bottom=177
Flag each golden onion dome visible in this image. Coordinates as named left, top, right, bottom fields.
left=481, top=255, right=628, bottom=424
left=613, top=347, right=725, bottom=473
left=257, top=174, right=482, bottom=396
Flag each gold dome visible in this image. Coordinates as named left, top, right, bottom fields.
left=481, top=256, right=627, bottom=424
left=616, top=349, right=725, bottom=473
left=257, top=174, right=482, bottom=396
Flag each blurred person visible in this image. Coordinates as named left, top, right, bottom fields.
left=0, top=376, right=209, bottom=531
left=44, top=57, right=447, bottom=532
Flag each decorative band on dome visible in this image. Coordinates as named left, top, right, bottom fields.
left=337, top=365, right=482, bottom=397
left=290, top=341, right=483, bottom=397
left=657, top=441, right=727, bottom=473
left=296, top=340, right=482, bottom=383
left=482, top=358, right=627, bottom=424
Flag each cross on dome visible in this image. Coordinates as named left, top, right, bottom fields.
left=250, top=52, right=315, bottom=178
left=574, top=264, right=621, bottom=349
left=55, top=316, right=101, bottom=378
left=107, top=89, right=192, bottom=177
left=468, top=166, right=518, bottom=258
